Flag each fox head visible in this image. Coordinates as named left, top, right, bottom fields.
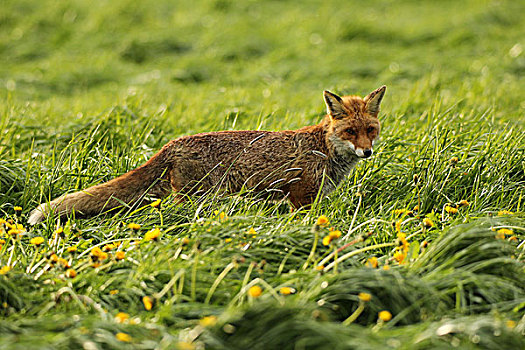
left=323, top=85, right=386, bottom=159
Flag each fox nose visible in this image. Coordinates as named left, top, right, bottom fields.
left=363, top=149, right=373, bottom=158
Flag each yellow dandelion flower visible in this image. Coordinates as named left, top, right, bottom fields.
left=142, top=296, right=153, bottom=311
left=225, top=238, right=232, bottom=243
left=14, top=206, right=22, bottom=212
left=358, top=292, right=372, bottom=302
left=444, top=205, right=458, bottom=214
left=115, top=312, right=129, bottom=323
left=457, top=200, right=469, bottom=207
left=395, top=220, right=402, bottom=233
left=103, top=243, right=116, bottom=251
left=393, top=251, right=406, bottom=264
left=316, top=215, right=329, bottom=226
left=58, top=258, right=70, bottom=268
left=110, top=290, right=119, bottom=295
left=115, top=251, right=125, bottom=260
left=422, top=218, right=434, bottom=228
left=181, top=237, right=190, bottom=245
left=0, top=266, right=11, bottom=275
left=279, top=287, right=295, bottom=295
left=378, top=310, right=392, bottom=322
left=247, top=227, right=257, bottom=236
left=67, top=247, right=77, bottom=253
left=449, top=157, right=459, bottom=164
left=49, top=254, right=59, bottom=264
left=115, top=332, right=132, bottom=342
left=150, top=199, right=161, bottom=208
left=219, top=212, right=226, bottom=220
left=144, top=228, right=161, bottom=241
left=393, top=209, right=407, bottom=216
left=366, top=257, right=378, bottom=268
left=505, top=320, right=516, bottom=329
left=495, top=231, right=505, bottom=240
left=497, top=228, right=513, bottom=236
left=383, top=265, right=390, bottom=270
left=322, top=235, right=332, bottom=246
left=315, top=265, right=324, bottom=271
left=199, top=315, right=218, bottom=327
left=54, top=227, right=64, bottom=238
left=508, top=236, right=517, bottom=242
left=328, top=230, right=342, bottom=240
left=128, top=223, right=141, bottom=230
left=30, top=237, right=45, bottom=246
left=65, top=269, right=77, bottom=278
left=497, top=210, right=513, bottom=216
left=248, top=285, right=262, bottom=298
left=412, top=205, right=420, bottom=212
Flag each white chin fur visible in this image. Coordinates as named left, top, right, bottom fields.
left=355, top=148, right=365, bottom=158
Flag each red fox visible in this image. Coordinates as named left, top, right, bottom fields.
left=28, top=86, right=386, bottom=225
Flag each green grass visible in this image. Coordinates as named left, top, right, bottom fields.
left=1, top=0, right=524, bottom=348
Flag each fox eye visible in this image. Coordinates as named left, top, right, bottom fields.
left=367, top=126, right=376, bottom=134
left=345, top=128, right=356, bottom=136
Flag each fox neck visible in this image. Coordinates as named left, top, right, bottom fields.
left=320, top=115, right=361, bottom=193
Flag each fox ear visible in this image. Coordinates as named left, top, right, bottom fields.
left=323, top=90, right=347, bottom=119
left=364, top=85, right=386, bottom=115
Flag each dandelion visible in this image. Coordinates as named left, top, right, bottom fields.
left=181, top=237, right=190, bottom=245
left=14, top=206, right=22, bottom=213
left=49, top=254, right=59, bottom=264
left=497, top=228, right=513, bottom=236
left=497, top=210, right=514, bottom=216
left=199, top=315, right=218, bottom=327
left=110, top=290, right=119, bottom=295
left=508, top=236, right=517, bottom=242
left=322, top=236, right=331, bottom=246
left=412, top=205, right=420, bottom=212
left=225, top=238, right=232, bottom=243
left=358, top=292, right=372, bottom=302
left=383, top=265, right=390, bottom=270
left=316, top=215, right=329, bottom=226
left=495, top=231, right=506, bottom=240
left=444, top=205, right=458, bottom=214
left=422, top=218, right=434, bottom=228
left=67, top=247, right=77, bottom=253
left=506, top=320, right=516, bottom=329
left=449, top=156, right=459, bottom=165
left=150, top=199, right=161, bottom=208
left=128, top=223, right=141, bottom=230
left=315, top=265, right=324, bottom=271
left=219, top=212, right=226, bottom=220
left=115, top=312, right=129, bottom=323
left=248, top=285, right=262, bottom=298
left=91, top=247, right=108, bottom=261
left=103, top=243, right=116, bottom=251
left=247, top=227, right=257, bottom=236
left=329, top=230, right=342, bottom=239
left=457, top=200, right=469, bottom=207
left=65, top=269, right=77, bottom=278
left=0, top=266, right=11, bottom=275
left=142, top=296, right=153, bottom=310
left=393, top=251, right=406, bottom=264
left=366, top=257, right=378, bottom=268
left=30, top=237, right=45, bottom=246
left=115, top=251, right=125, bottom=260
left=378, top=310, right=392, bottom=322
left=279, top=287, right=295, bottom=295
left=54, top=227, right=64, bottom=238
left=115, top=332, right=132, bottom=342
left=144, top=228, right=160, bottom=241
left=57, top=258, right=70, bottom=268
left=393, top=209, right=407, bottom=216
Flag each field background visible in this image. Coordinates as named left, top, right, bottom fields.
left=1, top=0, right=524, bottom=349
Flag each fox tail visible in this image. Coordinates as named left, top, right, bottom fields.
left=28, top=149, right=172, bottom=225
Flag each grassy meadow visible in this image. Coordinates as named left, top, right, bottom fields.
left=1, top=0, right=524, bottom=348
